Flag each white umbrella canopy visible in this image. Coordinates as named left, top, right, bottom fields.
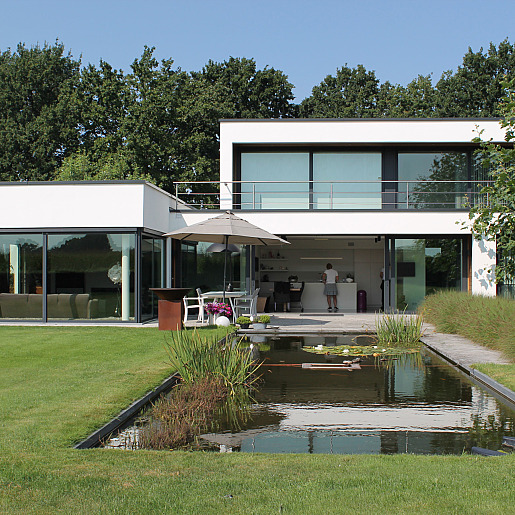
left=164, top=211, right=289, bottom=301
left=164, top=211, right=290, bottom=246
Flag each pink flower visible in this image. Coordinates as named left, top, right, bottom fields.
left=205, top=302, right=232, bottom=317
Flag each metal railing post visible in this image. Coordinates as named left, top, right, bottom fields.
left=252, top=183, right=256, bottom=209
left=330, top=183, right=333, bottom=210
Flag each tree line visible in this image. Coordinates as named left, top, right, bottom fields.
left=2, top=40, right=515, bottom=190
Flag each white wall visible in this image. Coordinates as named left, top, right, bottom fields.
left=471, top=236, right=497, bottom=296
left=169, top=210, right=472, bottom=236
left=0, top=182, right=173, bottom=232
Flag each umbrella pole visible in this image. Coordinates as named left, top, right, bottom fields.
left=222, top=235, right=228, bottom=303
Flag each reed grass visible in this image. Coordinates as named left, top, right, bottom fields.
left=420, top=291, right=515, bottom=361
left=164, top=329, right=258, bottom=393
left=375, top=310, right=424, bottom=347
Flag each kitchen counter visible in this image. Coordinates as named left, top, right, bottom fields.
left=302, top=282, right=357, bottom=311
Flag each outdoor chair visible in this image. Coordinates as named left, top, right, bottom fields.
left=273, top=281, right=291, bottom=312
left=232, top=288, right=260, bottom=321
left=183, top=288, right=205, bottom=324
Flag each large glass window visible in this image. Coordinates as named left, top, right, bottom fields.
left=47, top=233, right=136, bottom=320
left=0, top=234, right=43, bottom=319
left=180, top=241, right=246, bottom=293
left=240, top=152, right=310, bottom=209
left=141, top=236, right=165, bottom=321
left=394, top=238, right=462, bottom=311
left=398, top=153, right=468, bottom=209
left=313, top=152, right=382, bottom=209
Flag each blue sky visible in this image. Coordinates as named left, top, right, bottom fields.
left=2, top=0, right=515, bottom=101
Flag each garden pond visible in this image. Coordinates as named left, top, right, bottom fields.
left=105, top=334, right=514, bottom=455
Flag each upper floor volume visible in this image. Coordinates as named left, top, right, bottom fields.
left=172, top=118, right=506, bottom=212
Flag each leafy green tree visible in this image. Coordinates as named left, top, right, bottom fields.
left=0, top=42, right=81, bottom=181
left=435, top=40, right=515, bottom=117
left=54, top=150, right=151, bottom=181
left=299, top=64, right=382, bottom=118
left=75, top=60, right=130, bottom=160
left=467, top=80, right=515, bottom=283
left=195, top=57, right=296, bottom=119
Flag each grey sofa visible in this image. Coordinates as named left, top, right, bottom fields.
left=0, top=293, right=100, bottom=319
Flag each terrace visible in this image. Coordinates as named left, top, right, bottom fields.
left=170, top=179, right=492, bottom=211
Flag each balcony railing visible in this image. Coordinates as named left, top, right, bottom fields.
left=171, top=180, right=492, bottom=211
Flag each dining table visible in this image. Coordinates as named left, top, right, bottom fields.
left=201, top=291, right=247, bottom=323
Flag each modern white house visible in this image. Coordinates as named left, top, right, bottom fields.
left=0, top=118, right=508, bottom=322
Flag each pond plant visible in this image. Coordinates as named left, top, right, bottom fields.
left=140, top=329, right=259, bottom=450
left=304, top=311, right=423, bottom=360
left=375, top=309, right=424, bottom=347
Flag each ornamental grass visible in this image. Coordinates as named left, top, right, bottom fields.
left=420, top=290, right=515, bottom=361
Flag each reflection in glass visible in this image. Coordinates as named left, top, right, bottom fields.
left=0, top=234, right=43, bottom=319
left=240, top=153, right=310, bottom=209
left=47, top=233, right=135, bottom=320
left=141, top=237, right=165, bottom=321
left=395, top=238, right=462, bottom=311
left=313, top=153, right=382, bottom=209
left=181, top=241, right=245, bottom=293
left=398, top=152, right=468, bottom=209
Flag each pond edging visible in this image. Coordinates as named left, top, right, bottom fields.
left=421, top=337, right=515, bottom=409
left=74, top=372, right=180, bottom=449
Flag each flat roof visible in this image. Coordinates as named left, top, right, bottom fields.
left=220, top=117, right=502, bottom=122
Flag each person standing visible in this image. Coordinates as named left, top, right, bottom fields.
left=322, top=263, right=339, bottom=312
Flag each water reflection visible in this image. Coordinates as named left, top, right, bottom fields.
left=199, top=335, right=514, bottom=455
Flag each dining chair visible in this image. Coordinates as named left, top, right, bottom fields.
left=183, top=288, right=205, bottom=324
left=233, top=288, right=260, bottom=320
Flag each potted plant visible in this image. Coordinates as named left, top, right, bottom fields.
left=253, top=314, right=270, bottom=330
left=236, top=315, right=251, bottom=329
left=204, top=301, right=233, bottom=325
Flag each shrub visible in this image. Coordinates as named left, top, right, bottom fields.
left=236, top=316, right=251, bottom=325
left=258, top=315, right=270, bottom=324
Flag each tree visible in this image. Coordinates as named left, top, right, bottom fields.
left=435, top=40, right=515, bottom=117
left=0, top=42, right=81, bottom=181
left=54, top=150, right=151, bottom=181
left=467, top=79, right=515, bottom=283
left=74, top=60, right=130, bottom=160
left=299, top=64, right=382, bottom=118
left=195, top=57, right=296, bottom=119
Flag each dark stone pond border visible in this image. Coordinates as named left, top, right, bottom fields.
left=74, top=372, right=180, bottom=449
left=422, top=342, right=515, bottom=410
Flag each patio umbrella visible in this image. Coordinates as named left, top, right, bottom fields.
left=164, top=211, right=289, bottom=301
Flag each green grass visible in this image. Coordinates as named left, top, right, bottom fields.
left=1, top=326, right=514, bottom=514
left=420, top=291, right=515, bottom=361
left=472, top=364, right=515, bottom=392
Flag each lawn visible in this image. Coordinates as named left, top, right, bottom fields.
left=1, top=326, right=514, bottom=514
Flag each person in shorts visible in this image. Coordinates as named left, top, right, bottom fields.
left=322, top=263, right=339, bottom=312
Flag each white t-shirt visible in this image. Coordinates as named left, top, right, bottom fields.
left=324, top=269, right=338, bottom=283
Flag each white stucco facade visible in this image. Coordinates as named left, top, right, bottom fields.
left=0, top=181, right=173, bottom=232
left=216, top=118, right=506, bottom=298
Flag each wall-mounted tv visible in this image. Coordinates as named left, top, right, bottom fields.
left=397, top=262, right=416, bottom=277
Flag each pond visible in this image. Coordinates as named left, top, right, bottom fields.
left=105, top=334, right=514, bottom=454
